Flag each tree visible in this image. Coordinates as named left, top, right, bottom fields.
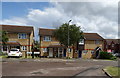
left=1, top=31, right=8, bottom=45
left=0, top=31, right=8, bottom=52
left=54, top=23, right=84, bottom=47
left=33, top=40, right=40, bottom=51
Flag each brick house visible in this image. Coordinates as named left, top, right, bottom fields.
left=0, top=25, right=34, bottom=56
left=39, top=28, right=105, bottom=58
left=39, top=28, right=66, bottom=58
left=104, top=39, right=120, bottom=53
left=76, top=33, right=104, bottom=59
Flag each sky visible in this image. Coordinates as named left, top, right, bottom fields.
left=1, top=0, right=119, bottom=40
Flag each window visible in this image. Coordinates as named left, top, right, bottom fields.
left=68, top=48, right=72, bottom=53
left=106, top=45, right=108, bottom=49
left=79, top=39, right=84, bottom=44
left=59, top=48, right=62, bottom=52
left=112, top=44, right=114, bottom=47
left=82, top=50, right=88, bottom=53
left=91, top=50, right=94, bottom=54
left=21, top=46, right=27, bottom=51
left=95, top=40, right=100, bottom=44
left=43, top=36, right=51, bottom=41
left=43, top=48, right=47, bottom=52
left=18, top=33, right=27, bottom=39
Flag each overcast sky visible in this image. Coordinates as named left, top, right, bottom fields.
left=1, top=0, right=119, bottom=40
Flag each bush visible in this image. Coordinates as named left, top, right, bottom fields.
left=110, top=56, right=117, bottom=60
left=0, top=52, right=7, bottom=56
left=99, top=51, right=114, bottom=59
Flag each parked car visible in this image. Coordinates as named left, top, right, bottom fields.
left=8, top=48, right=22, bottom=58
left=113, top=53, right=120, bottom=57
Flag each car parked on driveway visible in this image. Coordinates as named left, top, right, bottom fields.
left=8, top=48, right=22, bottom=58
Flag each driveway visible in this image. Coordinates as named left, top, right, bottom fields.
left=1, top=58, right=118, bottom=77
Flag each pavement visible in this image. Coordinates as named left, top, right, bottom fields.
left=1, top=58, right=118, bottom=77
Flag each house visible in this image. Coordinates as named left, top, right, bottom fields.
left=76, top=33, right=104, bottom=59
left=104, top=39, right=120, bottom=53
left=39, top=28, right=105, bottom=58
left=0, top=25, right=34, bottom=56
left=39, top=28, right=67, bottom=58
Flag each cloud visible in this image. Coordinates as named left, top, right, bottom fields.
left=1, top=1, right=118, bottom=39
left=1, top=17, right=28, bottom=25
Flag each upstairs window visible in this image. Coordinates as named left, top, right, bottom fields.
left=112, top=44, right=114, bottom=47
left=18, top=33, right=27, bottom=39
left=79, top=39, right=84, bottom=44
left=43, top=36, right=51, bottom=41
left=95, top=40, right=100, bottom=44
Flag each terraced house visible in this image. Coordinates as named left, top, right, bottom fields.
left=104, top=39, right=120, bottom=53
left=0, top=25, right=34, bottom=56
left=39, top=28, right=105, bottom=58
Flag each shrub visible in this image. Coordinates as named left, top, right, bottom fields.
left=99, top=51, right=113, bottom=59
left=110, top=56, right=117, bottom=60
left=0, top=52, right=7, bottom=56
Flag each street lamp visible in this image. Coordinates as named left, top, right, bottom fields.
left=68, top=20, right=72, bottom=52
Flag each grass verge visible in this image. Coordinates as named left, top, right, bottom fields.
left=104, top=66, right=120, bottom=77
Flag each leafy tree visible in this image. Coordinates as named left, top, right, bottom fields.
left=54, top=23, right=83, bottom=47
left=33, top=40, right=40, bottom=51
left=0, top=31, right=8, bottom=45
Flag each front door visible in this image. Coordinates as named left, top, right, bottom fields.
left=79, top=50, right=82, bottom=58
left=63, top=49, right=66, bottom=57
left=49, top=48, right=53, bottom=57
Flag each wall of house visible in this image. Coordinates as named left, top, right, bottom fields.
left=29, top=31, right=34, bottom=52
left=40, top=36, right=60, bottom=56
left=8, top=33, right=32, bottom=56
left=82, top=40, right=104, bottom=59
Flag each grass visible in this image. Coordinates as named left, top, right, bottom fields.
left=104, top=66, right=120, bottom=76
left=0, top=55, right=8, bottom=58
left=20, top=56, right=40, bottom=59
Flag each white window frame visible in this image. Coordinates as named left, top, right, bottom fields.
left=18, top=33, right=27, bottom=39
left=21, top=46, right=27, bottom=51
left=43, top=48, right=47, bottom=52
left=106, top=45, right=108, bottom=49
left=43, top=36, right=51, bottom=41
left=95, top=40, right=100, bottom=44
left=82, top=50, right=88, bottom=53
left=112, top=44, right=114, bottom=47
left=79, top=39, right=84, bottom=44
left=68, top=48, right=72, bottom=53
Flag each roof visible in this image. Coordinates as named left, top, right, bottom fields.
left=47, top=44, right=66, bottom=48
left=39, top=28, right=104, bottom=40
left=83, top=33, right=104, bottom=40
left=0, top=41, right=21, bottom=46
left=39, top=28, right=55, bottom=36
left=105, top=39, right=120, bottom=45
left=0, top=25, right=34, bottom=34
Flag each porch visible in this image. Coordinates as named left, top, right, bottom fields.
left=0, top=41, right=21, bottom=53
left=47, top=44, right=67, bottom=58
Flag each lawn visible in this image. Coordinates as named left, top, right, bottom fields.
left=104, top=66, right=120, bottom=76
left=0, top=55, right=8, bottom=58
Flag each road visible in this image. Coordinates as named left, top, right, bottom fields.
left=1, top=58, right=118, bottom=78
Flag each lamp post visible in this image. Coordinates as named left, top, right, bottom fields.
left=68, top=20, right=72, bottom=48
left=67, top=20, right=72, bottom=58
